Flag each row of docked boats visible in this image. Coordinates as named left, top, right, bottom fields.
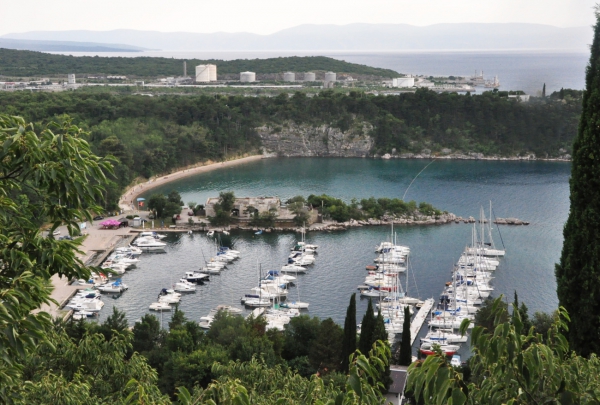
left=147, top=243, right=242, bottom=310
left=419, top=207, right=506, bottom=357
left=358, top=232, right=423, bottom=342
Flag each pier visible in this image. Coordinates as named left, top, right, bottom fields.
left=410, top=298, right=434, bottom=345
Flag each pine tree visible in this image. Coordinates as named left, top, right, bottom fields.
left=358, top=299, right=375, bottom=355
left=398, top=306, right=412, bottom=366
left=341, top=293, right=357, bottom=372
left=556, top=7, right=600, bottom=357
left=542, top=83, right=546, bottom=98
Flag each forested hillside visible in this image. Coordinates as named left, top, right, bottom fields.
left=0, top=48, right=399, bottom=78
left=0, top=89, right=580, bottom=208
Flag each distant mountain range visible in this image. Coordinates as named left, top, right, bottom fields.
left=0, top=38, right=147, bottom=52
left=2, top=23, right=592, bottom=52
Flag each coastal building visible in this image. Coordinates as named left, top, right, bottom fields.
left=204, top=196, right=301, bottom=226
left=304, top=72, right=316, bottom=81
left=240, top=71, right=256, bottom=82
left=283, top=72, right=295, bottom=82
left=196, top=64, right=217, bottom=82
left=392, top=77, right=415, bottom=88
left=508, top=94, right=530, bottom=102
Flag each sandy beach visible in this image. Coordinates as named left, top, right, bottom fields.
left=118, top=155, right=263, bottom=213
left=42, top=155, right=263, bottom=319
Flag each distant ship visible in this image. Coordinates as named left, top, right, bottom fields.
left=484, top=75, right=500, bottom=88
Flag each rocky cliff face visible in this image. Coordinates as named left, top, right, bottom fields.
left=257, top=123, right=374, bottom=157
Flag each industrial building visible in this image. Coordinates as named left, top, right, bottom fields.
left=240, top=71, right=256, bottom=82
left=304, top=72, right=316, bottom=81
left=195, top=64, right=217, bottom=82
left=324, top=72, right=337, bottom=82
left=283, top=72, right=295, bottom=82
left=392, top=77, right=415, bottom=88
left=67, top=74, right=76, bottom=84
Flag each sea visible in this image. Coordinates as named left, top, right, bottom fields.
left=95, top=158, right=570, bottom=354
left=50, top=50, right=588, bottom=94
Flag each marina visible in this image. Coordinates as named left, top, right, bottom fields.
left=58, top=158, right=569, bottom=358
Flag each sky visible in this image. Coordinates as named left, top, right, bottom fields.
left=0, top=0, right=597, bottom=36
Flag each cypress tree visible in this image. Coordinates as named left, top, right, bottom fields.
left=341, top=293, right=357, bottom=372
left=358, top=299, right=375, bottom=355
left=542, top=83, right=546, bottom=98
left=556, top=7, right=600, bottom=357
left=398, top=306, right=412, bottom=366
left=372, top=310, right=388, bottom=346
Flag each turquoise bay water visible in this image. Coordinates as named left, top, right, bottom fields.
left=100, top=158, right=570, bottom=350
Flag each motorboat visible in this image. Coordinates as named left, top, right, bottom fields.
left=262, top=270, right=296, bottom=284
left=157, top=288, right=181, bottom=304
left=241, top=294, right=271, bottom=307
left=65, top=298, right=105, bottom=312
left=280, top=264, right=307, bottom=273
left=149, top=302, right=172, bottom=311
left=206, top=230, right=215, bottom=237
left=74, top=288, right=101, bottom=299
left=139, top=231, right=167, bottom=239
left=450, top=355, right=462, bottom=367
left=280, top=301, right=309, bottom=309
left=218, top=246, right=240, bottom=258
left=96, top=279, right=128, bottom=293
left=419, top=342, right=460, bottom=356
left=288, top=254, right=314, bottom=266
left=72, top=310, right=96, bottom=320
left=133, top=237, right=167, bottom=252
left=360, top=287, right=389, bottom=298
left=183, top=271, right=210, bottom=283
left=199, top=305, right=243, bottom=329
left=173, top=279, right=196, bottom=292
left=114, top=246, right=143, bottom=256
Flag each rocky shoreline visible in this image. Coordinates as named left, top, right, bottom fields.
left=190, top=213, right=529, bottom=234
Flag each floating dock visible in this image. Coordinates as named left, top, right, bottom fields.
left=410, top=298, right=434, bottom=345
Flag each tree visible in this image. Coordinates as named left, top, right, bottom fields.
left=398, top=306, right=412, bottom=366
left=0, top=115, right=113, bottom=401
left=132, top=314, right=163, bottom=353
left=148, top=193, right=168, bottom=218
left=542, top=82, right=546, bottom=98
left=358, top=299, right=376, bottom=355
left=556, top=7, right=600, bottom=357
left=341, top=294, right=357, bottom=372
left=167, top=190, right=183, bottom=206
left=406, top=297, right=600, bottom=405
left=512, top=291, right=531, bottom=333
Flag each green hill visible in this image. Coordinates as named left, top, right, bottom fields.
left=0, top=48, right=399, bottom=78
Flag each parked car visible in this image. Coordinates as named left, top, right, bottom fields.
left=148, top=213, right=155, bottom=219
left=93, top=215, right=104, bottom=220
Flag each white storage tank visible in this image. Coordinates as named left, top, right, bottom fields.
left=240, top=71, right=256, bottom=82
left=196, top=65, right=214, bottom=82
left=209, top=64, right=217, bottom=81
left=324, top=72, right=337, bottom=82
left=283, top=72, right=295, bottom=82
left=67, top=74, right=76, bottom=84
left=304, top=72, right=316, bottom=81
left=393, top=77, right=415, bottom=88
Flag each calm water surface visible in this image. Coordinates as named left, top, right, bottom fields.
left=98, top=158, right=570, bottom=352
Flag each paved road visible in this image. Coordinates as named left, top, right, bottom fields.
left=39, top=216, right=132, bottom=319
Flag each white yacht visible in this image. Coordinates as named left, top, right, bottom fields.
left=280, top=264, right=307, bottom=273
left=133, top=237, right=167, bottom=252
left=173, top=279, right=197, bottom=292
left=149, top=302, right=172, bottom=311
left=183, top=271, right=210, bottom=283
left=139, top=231, right=167, bottom=239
